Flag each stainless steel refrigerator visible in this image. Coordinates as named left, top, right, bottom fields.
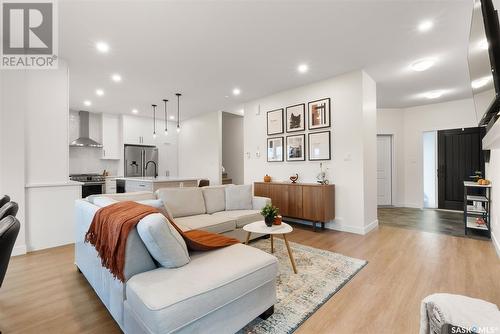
left=124, top=145, right=158, bottom=177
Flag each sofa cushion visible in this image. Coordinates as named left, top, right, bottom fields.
left=126, top=244, right=278, bottom=334
left=156, top=188, right=206, bottom=218
left=225, top=185, right=253, bottom=210
left=212, top=210, right=263, bottom=228
left=202, top=186, right=226, bottom=214
left=136, top=213, right=190, bottom=268
left=101, top=191, right=156, bottom=202
left=175, top=214, right=236, bottom=234
left=91, top=197, right=174, bottom=221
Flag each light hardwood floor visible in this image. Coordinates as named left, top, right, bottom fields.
left=1, top=222, right=499, bottom=333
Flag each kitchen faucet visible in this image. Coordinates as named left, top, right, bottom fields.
left=145, top=160, right=158, bottom=178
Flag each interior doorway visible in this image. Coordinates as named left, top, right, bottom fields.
left=377, top=135, right=392, bottom=206
left=437, top=127, right=485, bottom=210
left=423, top=131, right=437, bottom=208
left=221, top=112, right=244, bottom=184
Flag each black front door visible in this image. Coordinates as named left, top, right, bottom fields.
left=437, top=127, right=485, bottom=210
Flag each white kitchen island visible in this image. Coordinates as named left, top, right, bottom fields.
left=116, top=176, right=201, bottom=192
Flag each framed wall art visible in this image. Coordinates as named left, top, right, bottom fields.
left=308, top=98, right=331, bottom=130
left=286, top=134, right=306, bottom=161
left=267, top=109, right=284, bottom=135
left=286, top=103, right=305, bottom=132
left=308, top=131, right=331, bottom=160
left=267, top=137, right=284, bottom=162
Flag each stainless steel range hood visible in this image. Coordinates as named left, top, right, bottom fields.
left=69, top=111, right=103, bottom=148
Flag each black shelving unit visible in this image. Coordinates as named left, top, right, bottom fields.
left=463, top=181, right=492, bottom=238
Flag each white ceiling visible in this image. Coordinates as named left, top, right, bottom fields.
left=60, top=0, right=474, bottom=120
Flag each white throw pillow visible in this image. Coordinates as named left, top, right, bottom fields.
left=91, top=197, right=174, bottom=222
left=93, top=196, right=119, bottom=207
left=202, top=186, right=226, bottom=214
left=225, top=185, right=253, bottom=210
left=103, top=191, right=156, bottom=202
left=155, top=188, right=206, bottom=218
left=137, top=213, right=190, bottom=268
left=137, top=199, right=174, bottom=221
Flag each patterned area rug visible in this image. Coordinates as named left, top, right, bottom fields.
left=238, top=238, right=367, bottom=334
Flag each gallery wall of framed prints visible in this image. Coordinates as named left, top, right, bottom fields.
left=266, top=97, right=332, bottom=162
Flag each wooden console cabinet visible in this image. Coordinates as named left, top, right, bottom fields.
left=254, top=182, right=335, bottom=231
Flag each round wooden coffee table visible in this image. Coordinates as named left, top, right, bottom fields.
left=243, top=221, right=297, bottom=274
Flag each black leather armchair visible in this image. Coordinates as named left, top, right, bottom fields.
left=0, top=201, right=18, bottom=220
left=0, top=216, right=20, bottom=287
left=0, top=195, right=10, bottom=209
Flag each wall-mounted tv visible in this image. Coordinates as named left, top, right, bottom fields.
left=468, top=0, right=500, bottom=131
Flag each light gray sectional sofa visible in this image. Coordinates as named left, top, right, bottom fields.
left=75, top=185, right=278, bottom=334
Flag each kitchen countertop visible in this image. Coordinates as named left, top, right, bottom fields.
left=115, top=176, right=201, bottom=183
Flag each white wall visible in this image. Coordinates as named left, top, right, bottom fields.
left=0, top=71, right=27, bottom=255
left=178, top=111, right=222, bottom=185
left=243, top=70, right=377, bottom=234
left=1, top=62, right=82, bottom=254
left=222, top=112, right=244, bottom=184
left=154, top=120, right=179, bottom=178
left=486, top=149, right=500, bottom=256
left=377, top=98, right=477, bottom=208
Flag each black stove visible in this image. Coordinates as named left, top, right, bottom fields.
left=70, top=174, right=105, bottom=198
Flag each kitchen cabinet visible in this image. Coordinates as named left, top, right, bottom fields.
left=105, top=177, right=117, bottom=194
left=117, top=177, right=199, bottom=192
left=101, top=114, right=121, bottom=160
left=123, top=115, right=155, bottom=146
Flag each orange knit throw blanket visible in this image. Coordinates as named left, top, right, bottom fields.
left=85, top=201, right=239, bottom=282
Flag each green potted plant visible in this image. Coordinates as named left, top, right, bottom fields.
left=261, top=204, right=279, bottom=227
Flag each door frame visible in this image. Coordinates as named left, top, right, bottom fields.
left=377, top=134, right=393, bottom=206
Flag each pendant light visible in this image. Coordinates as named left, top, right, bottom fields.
left=152, top=104, right=157, bottom=138
left=176, top=93, right=182, bottom=133
left=163, top=99, right=168, bottom=135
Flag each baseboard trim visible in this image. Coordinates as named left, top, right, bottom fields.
left=492, top=232, right=500, bottom=259
left=364, top=219, right=379, bottom=234
left=327, top=219, right=379, bottom=235
left=11, top=244, right=27, bottom=256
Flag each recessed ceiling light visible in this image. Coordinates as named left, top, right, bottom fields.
left=95, top=41, right=110, bottom=53
left=132, top=108, right=138, bottom=114
left=422, top=90, right=444, bottom=99
left=169, top=115, right=175, bottom=120
left=95, top=89, right=104, bottom=96
left=471, top=77, right=491, bottom=89
left=297, top=64, right=309, bottom=73
left=83, top=100, right=92, bottom=106
left=111, top=73, right=122, bottom=82
left=411, top=58, right=436, bottom=72
left=418, top=20, right=434, bottom=32
left=232, top=88, right=241, bottom=96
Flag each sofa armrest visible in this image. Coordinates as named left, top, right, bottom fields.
left=252, top=196, right=271, bottom=210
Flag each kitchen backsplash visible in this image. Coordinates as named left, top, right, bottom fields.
left=69, top=146, right=119, bottom=175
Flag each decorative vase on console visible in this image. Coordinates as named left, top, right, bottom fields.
left=316, top=163, right=329, bottom=185
left=261, top=204, right=279, bottom=227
